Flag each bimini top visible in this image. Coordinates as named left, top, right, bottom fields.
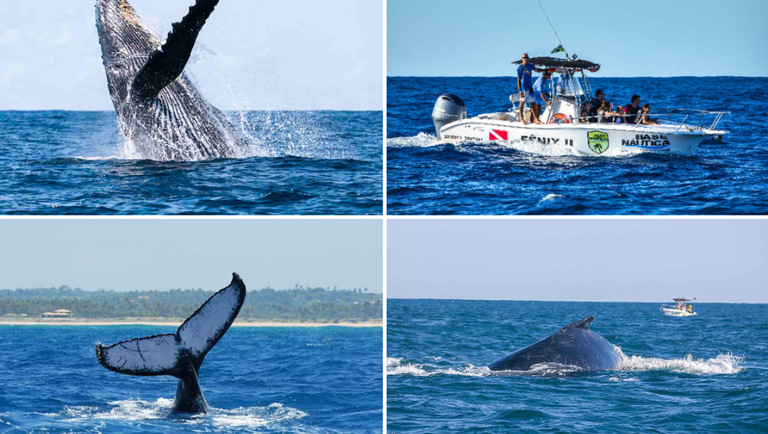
left=673, top=298, right=691, bottom=302
left=512, top=56, right=600, bottom=72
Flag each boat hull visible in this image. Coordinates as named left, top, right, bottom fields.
left=439, top=119, right=724, bottom=157
left=661, top=308, right=697, bottom=317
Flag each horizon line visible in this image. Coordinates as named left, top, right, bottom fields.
left=388, top=298, right=767, bottom=305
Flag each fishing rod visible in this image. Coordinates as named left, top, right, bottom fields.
left=535, top=0, right=570, bottom=60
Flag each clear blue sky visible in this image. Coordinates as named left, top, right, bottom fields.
left=388, top=0, right=768, bottom=77
left=388, top=219, right=768, bottom=303
left=0, top=0, right=383, bottom=111
left=0, top=219, right=383, bottom=293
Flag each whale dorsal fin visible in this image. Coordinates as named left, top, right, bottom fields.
left=130, top=0, right=220, bottom=103
left=572, top=316, right=595, bottom=330
left=96, top=273, right=246, bottom=377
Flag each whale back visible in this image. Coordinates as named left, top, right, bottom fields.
left=488, top=316, right=621, bottom=372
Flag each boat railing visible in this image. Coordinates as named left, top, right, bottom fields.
left=574, top=109, right=729, bottom=132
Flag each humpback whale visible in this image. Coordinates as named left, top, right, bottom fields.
left=488, top=316, right=621, bottom=372
left=95, top=0, right=249, bottom=161
left=96, top=273, right=246, bottom=413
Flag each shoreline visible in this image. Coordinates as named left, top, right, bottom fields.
left=0, top=318, right=382, bottom=328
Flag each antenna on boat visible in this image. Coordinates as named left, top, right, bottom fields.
left=535, top=0, right=569, bottom=60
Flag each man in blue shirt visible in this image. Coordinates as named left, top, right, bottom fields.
left=532, top=71, right=552, bottom=124
left=516, top=53, right=546, bottom=125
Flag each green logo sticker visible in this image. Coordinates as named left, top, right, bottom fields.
left=588, top=131, right=609, bottom=154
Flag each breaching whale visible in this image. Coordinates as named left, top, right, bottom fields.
left=95, top=0, right=249, bottom=161
left=95, top=273, right=246, bottom=413
left=488, top=316, right=621, bottom=372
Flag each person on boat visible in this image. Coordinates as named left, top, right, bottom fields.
left=590, top=89, right=606, bottom=117
left=532, top=71, right=552, bottom=124
left=516, top=53, right=547, bottom=125
left=638, top=104, right=660, bottom=125
left=597, top=101, right=621, bottom=123
left=556, top=72, right=572, bottom=95
left=580, top=101, right=594, bottom=123
left=624, top=95, right=641, bottom=124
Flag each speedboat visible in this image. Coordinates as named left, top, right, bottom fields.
left=661, top=298, right=697, bottom=317
left=431, top=56, right=728, bottom=157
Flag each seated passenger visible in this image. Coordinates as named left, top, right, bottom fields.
left=580, top=102, right=594, bottom=123
left=597, top=101, right=621, bottom=123
left=639, top=103, right=660, bottom=125
left=624, top=94, right=641, bottom=124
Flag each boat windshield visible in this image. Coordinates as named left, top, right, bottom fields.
left=556, top=73, right=586, bottom=100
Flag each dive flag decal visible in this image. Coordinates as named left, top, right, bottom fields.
left=489, top=129, right=508, bottom=141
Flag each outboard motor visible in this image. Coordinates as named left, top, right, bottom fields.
left=432, top=94, right=466, bottom=140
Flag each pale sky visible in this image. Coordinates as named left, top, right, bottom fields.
left=0, top=219, right=383, bottom=293
left=388, top=0, right=768, bottom=77
left=388, top=219, right=768, bottom=303
left=0, top=0, right=383, bottom=111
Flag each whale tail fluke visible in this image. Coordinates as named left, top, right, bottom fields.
left=96, top=273, right=246, bottom=378
left=131, top=0, right=221, bottom=103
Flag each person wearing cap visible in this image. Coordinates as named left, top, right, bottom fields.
left=531, top=71, right=552, bottom=124
left=515, top=53, right=546, bottom=125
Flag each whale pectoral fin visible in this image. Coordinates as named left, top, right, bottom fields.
left=177, top=273, right=246, bottom=364
left=130, top=0, right=220, bottom=103
left=96, top=333, right=180, bottom=376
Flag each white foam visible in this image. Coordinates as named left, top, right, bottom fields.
left=44, top=398, right=309, bottom=431
left=387, top=357, right=490, bottom=377
left=541, top=193, right=564, bottom=201
left=387, top=133, right=441, bottom=148
left=617, top=348, right=743, bottom=375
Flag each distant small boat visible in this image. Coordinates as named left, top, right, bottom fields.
left=661, top=298, right=697, bottom=317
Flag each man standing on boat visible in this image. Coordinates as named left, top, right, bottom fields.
left=532, top=71, right=552, bottom=124
left=516, top=53, right=547, bottom=125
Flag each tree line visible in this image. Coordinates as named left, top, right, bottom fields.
left=0, top=285, right=382, bottom=322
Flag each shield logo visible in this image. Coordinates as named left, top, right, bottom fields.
left=588, top=131, right=609, bottom=154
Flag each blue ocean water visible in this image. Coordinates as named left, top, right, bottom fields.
left=387, top=77, right=768, bottom=215
left=0, top=110, right=382, bottom=215
left=0, top=325, right=383, bottom=433
left=387, top=300, right=768, bottom=433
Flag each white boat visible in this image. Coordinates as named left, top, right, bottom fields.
left=431, top=58, right=728, bottom=157
left=661, top=298, right=697, bottom=317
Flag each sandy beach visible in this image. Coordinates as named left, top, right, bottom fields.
left=0, top=317, right=382, bottom=327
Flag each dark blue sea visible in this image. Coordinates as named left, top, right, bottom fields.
left=0, top=325, right=383, bottom=433
left=387, top=77, right=768, bottom=215
left=0, top=111, right=382, bottom=215
left=387, top=300, right=768, bottom=433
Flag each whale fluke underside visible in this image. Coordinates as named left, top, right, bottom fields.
left=488, top=316, right=621, bottom=372
left=131, top=0, right=221, bottom=103
left=96, top=273, right=246, bottom=413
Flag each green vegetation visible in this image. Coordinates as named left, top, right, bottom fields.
left=0, top=285, right=382, bottom=322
